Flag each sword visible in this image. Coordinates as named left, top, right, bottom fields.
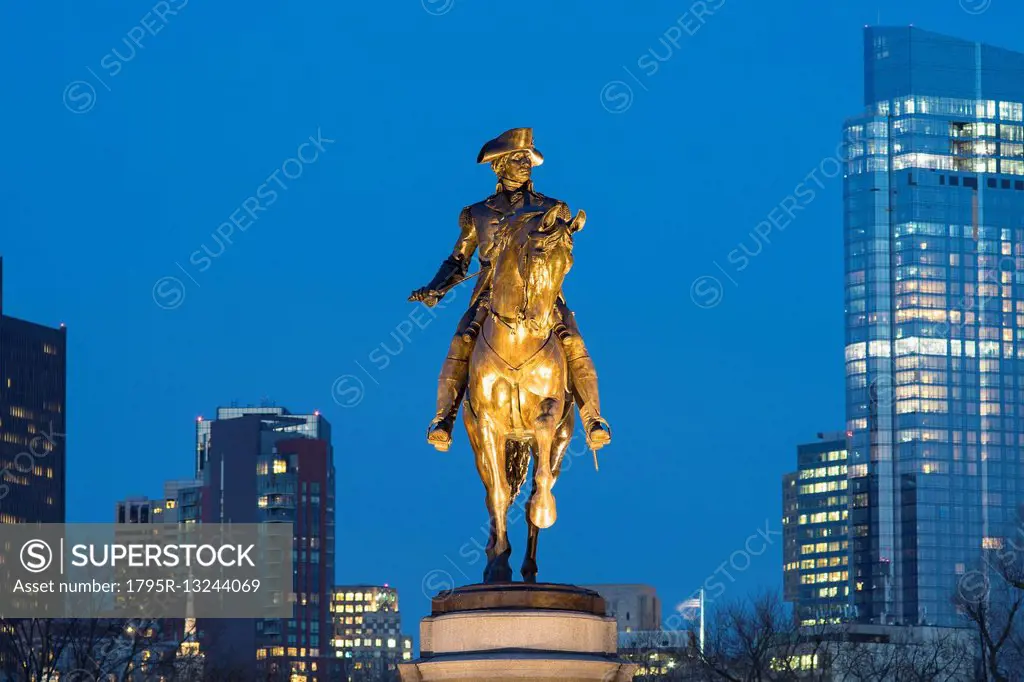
left=435, top=270, right=482, bottom=297
left=409, top=270, right=483, bottom=304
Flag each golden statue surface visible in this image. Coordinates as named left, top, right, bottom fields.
left=409, top=128, right=610, bottom=583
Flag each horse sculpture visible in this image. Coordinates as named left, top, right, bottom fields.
left=463, top=202, right=586, bottom=583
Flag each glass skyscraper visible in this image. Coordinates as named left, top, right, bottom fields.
left=844, top=26, right=1024, bottom=627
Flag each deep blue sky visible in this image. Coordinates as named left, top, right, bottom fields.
left=3, top=0, right=1022, bottom=631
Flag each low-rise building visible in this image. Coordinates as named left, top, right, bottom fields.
left=583, top=584, right=661, bottom=633
left=331, top=585, right=413, bottom=681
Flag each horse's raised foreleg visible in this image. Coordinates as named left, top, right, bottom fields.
left=524, top=403, right=573, bottom=577
left=523, top=404, right=574, bottom=582
left=528, top=397, right=560, bottom=530
left=466, top=407, right=513, bottom=583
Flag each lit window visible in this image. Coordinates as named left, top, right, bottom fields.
left=982, top=537, right=1004, bottom=550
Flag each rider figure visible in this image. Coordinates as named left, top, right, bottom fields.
left=409, top=128, right=612, bottom=453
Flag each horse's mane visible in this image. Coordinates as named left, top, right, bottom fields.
left=492, top=204, right=563, bottom=259
left=491, top=208, right=537, bottom=259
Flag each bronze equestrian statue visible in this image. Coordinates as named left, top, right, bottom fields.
left=409, top=129, right=611, bottom=583
left=409, top=128, right=611, bottom=452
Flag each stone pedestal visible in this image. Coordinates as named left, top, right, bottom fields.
left=399, top=583, right=636, bottom=682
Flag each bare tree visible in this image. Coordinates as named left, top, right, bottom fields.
left=691, top=591, right=836, bottom=681
left=679, top=592, right=973, bottom=682
left=0, top=618, right=75, bottom=681
left=0, top=616, right=259, bottom=681
left=603, top=590, right=987, bottom=682
left=955, top=555, right=1024, bottom=682
left=833, top=626, right=974, bottom=682
left=618, top=629, right=701, bottom=681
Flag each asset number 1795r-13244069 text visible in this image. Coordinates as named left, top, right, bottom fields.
left=126, top=578, right=261, bottom=593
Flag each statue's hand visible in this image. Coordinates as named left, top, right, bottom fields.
left=408, top=287, right=442, bottom=307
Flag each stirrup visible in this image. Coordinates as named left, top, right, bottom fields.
left=427, top=414, right=455, bottom=452
left=584, top=415, right=611, bottom=450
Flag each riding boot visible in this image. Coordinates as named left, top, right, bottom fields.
left=427, top=356, right=468, bottom=452
left=567, top=354, right=612, bottom=450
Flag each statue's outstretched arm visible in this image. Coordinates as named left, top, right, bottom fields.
left=409, top=207, right=478, bottom=307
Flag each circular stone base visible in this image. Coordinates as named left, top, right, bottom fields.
left=430, top=582, right=606, bottom=616
left=401, top=583, right=635, bottom=682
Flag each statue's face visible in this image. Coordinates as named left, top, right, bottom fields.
left=495, top=151, right=533, bottom=185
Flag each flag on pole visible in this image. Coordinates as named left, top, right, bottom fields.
left=677, top=591, right=706, bottom=654
left=678, top=597, right=701, bottom=621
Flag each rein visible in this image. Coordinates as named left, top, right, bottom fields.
left=489, top=307, right=521, bottom=332
left=480, top=313, right=556, bottom=373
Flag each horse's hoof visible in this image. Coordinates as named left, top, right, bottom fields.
left=484, top=569, right=513, bottom=583
left=521, top=560, right=538, bottom=584
left=484, top=554, right=513, bottom=583
left=529, top=493, right=557, bottom=529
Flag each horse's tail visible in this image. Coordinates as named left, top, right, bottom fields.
left=506, top=440, right=531, bottom=501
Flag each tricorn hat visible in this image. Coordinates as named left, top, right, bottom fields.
left=477, top=128, right=544, bottom=166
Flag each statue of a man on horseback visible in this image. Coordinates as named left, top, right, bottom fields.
left=408, top=128, right=612, bottom=583
left=409, top=128, right=611, bottom=454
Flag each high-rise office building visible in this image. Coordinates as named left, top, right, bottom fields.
left=782, top=434, right=851, bottom=625
left=782, top=471, right=801, bottom=603
left=331, top=585, right=413, bottom=681
left=0, top=258, right=66, bottom=523
left=200, top=406, right=335, bottom=681
left=843, top=26, right=1024, bottom=626
left=195, top=404, right=324, bottom=477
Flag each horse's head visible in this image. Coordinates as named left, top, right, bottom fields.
left=493, top=203, right=585, bottom=338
